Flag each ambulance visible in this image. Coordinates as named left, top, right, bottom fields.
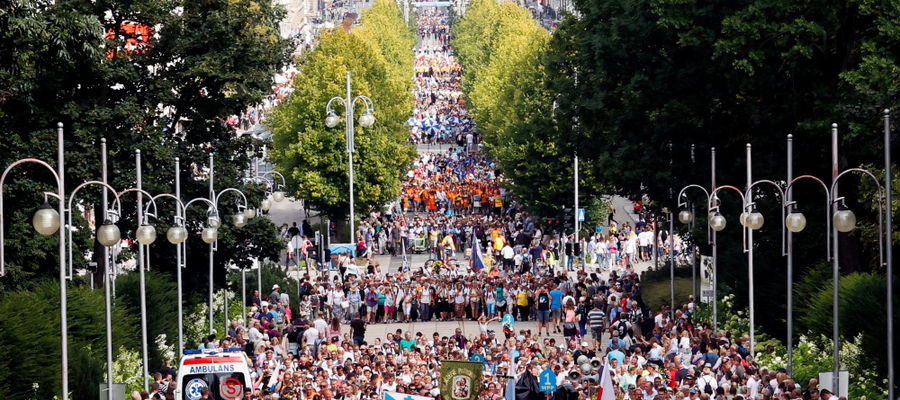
left=175, top=348, right=252, bottom=400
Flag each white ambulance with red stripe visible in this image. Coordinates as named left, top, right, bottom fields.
left=175, top=348, right=252, bottom=400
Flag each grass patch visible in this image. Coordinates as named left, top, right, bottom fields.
left=640, top=264, right=696, bottom=312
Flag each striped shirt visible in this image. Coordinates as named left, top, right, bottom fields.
left=587, top=309, right=606, bottom=330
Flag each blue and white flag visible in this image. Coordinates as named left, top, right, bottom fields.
left=384, top=391, right=433, bottom=400
left=470, top=235, right=486, bottom=272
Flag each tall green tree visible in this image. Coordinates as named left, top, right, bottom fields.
left=546, top=0, right=898, bottom=383
left=454, top=0, right=591, bottom=215
left=0, top=0, right=290, bottom=394
left=0, top=0, right=291, bottom=295
left=357, top=0, right=416, bottom=84
left=270, top=27, right=415, bottom=222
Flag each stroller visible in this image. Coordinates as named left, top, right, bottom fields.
left=413, top=236, right=427, bottom=254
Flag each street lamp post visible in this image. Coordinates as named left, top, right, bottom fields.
left=739, top=143, right=793, bottom=358
left=326, top=71, right=376, bottom=245
left=707, top=183, right=745, bottom=336
left=106, top=149, right=164, bottom=391
left=783, top=120, right=890, bottom=396
left=882, top=109, right=894, bottom=400
left=207, top=153, right=252, bottom=335
left=143, top=192, right=217, bottom=356
left=783, top=172, right=831, bottom=376
left=229, top=262, right=258, bottom=326
left=676, top=150, right=716, bottom=330
left=0, top=123, right=68, bottom=398
left=66, top=178, right=124, bottom=393
left=829, top=166, right=887, bottom=395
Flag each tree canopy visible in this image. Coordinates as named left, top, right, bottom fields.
left=455, top=0, right=898, bottom=384
left=0, top=0, right=290, bottom=291
left=453, top=0, right=587, bottom=215
left=270, top=0, right=415, bottom=221
left=0, top=0, right=290, bottom=393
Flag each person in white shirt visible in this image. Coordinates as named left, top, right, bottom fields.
left=314, top=313, right=328, bottom=333
left=303, top=325, right=320, bottom=347
left=501, top=244, right=514, bottom=270
left=637, top=229, right=654, bottom=261
left=695, top=365, right=718, bottom=395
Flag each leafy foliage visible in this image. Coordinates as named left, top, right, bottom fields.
left=0, top=0, right=290, bottom=395
left=756, top=334, right=887, bottom=399
left=453, top=0, right=584, bottom=215
left=797, top=271, right=896, bottom=378
left=270, top=9, right=415, bottom=221
left=0, top=282, right=138, bottom=399
left=0, top=0, right=291, bottom=292
left=463, top=0, right=897, bottom=387
left=113, top=271, right=178, bottom=372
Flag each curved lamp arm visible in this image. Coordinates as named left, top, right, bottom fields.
left=0, top=158, right=63, bottom=276
left=214, top=188, right=249, bottom=213
left=709, top=185, right=747, bottom=252
left=183, top=197, right=220, bottom=222
left=259, top=171, right=287, bottom=190
left=351, top=95, right=375, bottom=113
left=677, top=184, right=712, bottom=244
left=66, top=181, right=124, bottom=280
left=143, top=193, right=186, bottom=224
left=784, top=175, right=832, bottom=260
left=831, top=168, right=887, bottom=268
left=708, top=185, right=745, bottom=211
left=325, top=96, right=347, bottom=115
left=744, top=179, right=787, bottom=256
left=110, top=188, right=159, bottom=224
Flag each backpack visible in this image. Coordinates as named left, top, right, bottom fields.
left=703, top=377, right=713, bottom=394
left=617, top=319, right=629, bottom=337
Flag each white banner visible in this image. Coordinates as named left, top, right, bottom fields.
left=700, top=255, right=714, bottom=304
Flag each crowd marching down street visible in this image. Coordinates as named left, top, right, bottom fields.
left=143, top=8, right=841, bottom=400
left=409, top=9, right=475, bottom=146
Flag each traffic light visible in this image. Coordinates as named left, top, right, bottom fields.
left=561, top=207, right=574, bottom=230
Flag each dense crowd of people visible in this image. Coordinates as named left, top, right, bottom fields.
left=143, top=201, right=833, bottom=400
left=132, top=7, right=841, bottom=400
left=159, top=223, right=830, bottom=400
left=409, top=9, right=476, bottom=145
left=399, top=149, right=505, bottom=215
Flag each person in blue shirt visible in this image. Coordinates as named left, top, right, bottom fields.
left=549, top=288, right=563, bottom=333
left=607, top=332, right=626, bottom=350
left=607, top=346, right=626, bottom=364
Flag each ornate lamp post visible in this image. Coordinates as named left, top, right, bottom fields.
left=325, top=71, right=376, bottom=244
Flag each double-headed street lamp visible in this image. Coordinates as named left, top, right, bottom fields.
left=783, top=133, right=833, bottom=377
left=679, top=116, right=893, bottom=396
left=678, top=147, right=719, bottom=330
left=68, top=170, right=127, bottom=392
left=253, top=170, right=287, bottom=213
left=781, top=121, right=891, bottom=396
left=144, top=191, right=218, bottom=356
left=676, top=184, right=712, bottom=324
left=325, top=71, right=376, bottom=244
left=207, top=153, right=253, bottom=335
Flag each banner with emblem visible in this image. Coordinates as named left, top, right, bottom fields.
left=440, top=361, right=483, bottom=400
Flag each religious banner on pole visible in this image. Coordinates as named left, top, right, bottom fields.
left=440, top=361, right=483, bottom=400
